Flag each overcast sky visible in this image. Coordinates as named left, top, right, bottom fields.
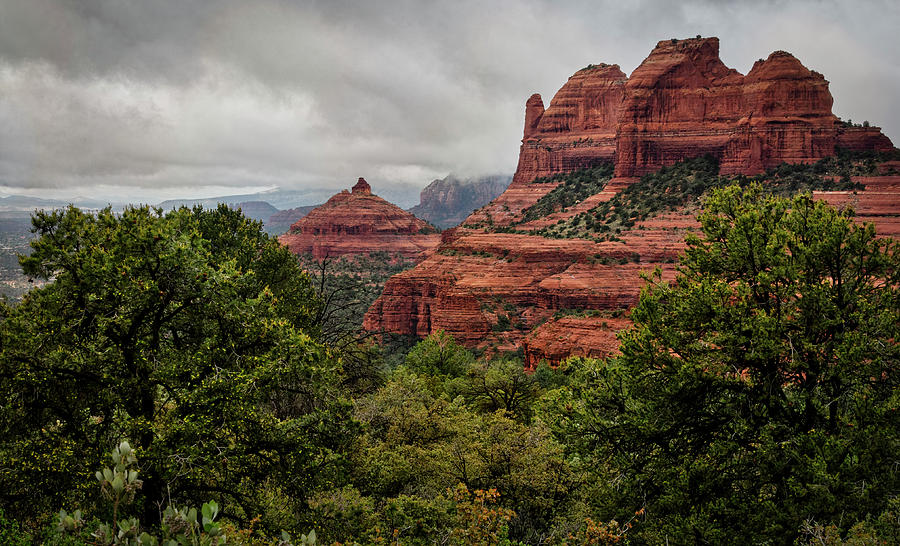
left=0, top=0, right=897, bottom=204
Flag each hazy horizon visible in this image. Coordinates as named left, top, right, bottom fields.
left=1, top=0, right=898, bottom=204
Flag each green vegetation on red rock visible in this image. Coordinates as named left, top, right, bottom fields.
left=518, top=164, right=614, bottom=223
left=531, top=151, right=879, bottom=241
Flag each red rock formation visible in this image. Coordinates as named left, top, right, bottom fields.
left=352, top=177, right=372, bottom=194
left=523, top=316, right=632, bottom=370
left=836, top=126, right=895, bottom=154
left=364, top=37, right=898, bottom=363
left=509, top=37, right=894, bottom=182
left=364, top=227, right=681, bottom=345
left=278, top=179, right=440, bottom=260
left=512, top=64, right=626, bottom=186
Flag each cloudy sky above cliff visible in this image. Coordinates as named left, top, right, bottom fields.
left=0, top=0, right=898, bottom=205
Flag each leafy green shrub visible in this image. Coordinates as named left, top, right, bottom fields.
left=0, top=507, right=30, bottom=545
left=492, top=314, right=512, bottom=332
left=55, top=441, right=230, bottom=545
left=403, top=331, right=473, bottom=378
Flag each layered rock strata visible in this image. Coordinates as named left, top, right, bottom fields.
left=513, top=37, right=893, bottom=185
left=364, top=37, right=898, bottom=360
left=278, top=178, right=440, bottom=260
left=523, top=316, right=632, bottom=370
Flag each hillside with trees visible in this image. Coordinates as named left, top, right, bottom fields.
left=1, top=185, right=897, bottom=544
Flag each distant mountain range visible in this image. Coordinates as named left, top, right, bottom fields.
left=156, top=188, right=336, bottom=211
left=0, top=175, right=512, bottom=235
left=0, top=194, right=113, bottom=212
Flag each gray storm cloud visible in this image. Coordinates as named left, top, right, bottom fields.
left=0, top=0, right=897, bottom=203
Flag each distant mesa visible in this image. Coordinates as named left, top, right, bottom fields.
left=233, top=201, right=278, bottom=223
left=266, top=205, right=319, bottom=235
left=278, top=178, right=440, bottom=260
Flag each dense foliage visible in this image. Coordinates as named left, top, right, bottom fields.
left=0, top=205, right=353, bottom=537
left=2, top=174, right=898, bottom=544
left=544, top=185, right=900, bottom=543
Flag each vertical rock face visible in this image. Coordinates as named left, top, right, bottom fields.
left=616, top=38, right=746, bottom=176
left=507, top=36, right=894, bottom=182
left=523, top=94, right=545, bottom=139
left=512, top=64, right=626, bottom=186
left=278, top=179, right=440, bottom=260
left=717, top=50, right=838, bottom=174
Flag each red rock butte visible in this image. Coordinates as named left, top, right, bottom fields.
left=278, top=178, right=440, bottom=260
left=513, top=37, right=892, bottom=186
left=364, top=37, right=898, bottom=361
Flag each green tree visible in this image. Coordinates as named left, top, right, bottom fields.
left=0, top=205, right=354, bottom=533
left=403, top=330, right=473, bottom=378
left=456, top=359, right=541, bottom=422
left=352, top=367, right=572, bottom=543
left=547, top=185, right=900, bottom=543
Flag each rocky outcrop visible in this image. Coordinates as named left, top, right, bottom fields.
left=467, top=38, right=895, bottom=229
left=364, top=213, right=685, bottom=345
left=511, top=64, right=626, bottom=187
left=836, top=126, right=896, bottom=153
left=408, top=174, right=511, bottom=229
left=364, top=37, right=898, bottom=361
left=278, top=178, right=440, bottom=260
left=523, top=316, right=631, bottom=370
left=510, top=37, right=894, bottom=183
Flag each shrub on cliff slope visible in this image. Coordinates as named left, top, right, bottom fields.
left=538, top=153, right=870, bottom=241
left=544, top=184, right=900, bottom=544
left=519, top=164, right=614, bottom=223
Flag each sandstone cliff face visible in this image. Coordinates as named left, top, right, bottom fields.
left=278, top=178, right=440, bottom=260
left=513, top=37, right=893, bottom=181
left=364, top=37, right=898, bottom=361
left=408, top=174, right=511, bottom=229
left=523, top=316, right=631, bottom=370
left=512, top=64, right=625, bottom=187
